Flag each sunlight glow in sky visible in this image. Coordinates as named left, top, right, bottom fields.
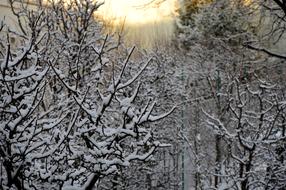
left=97, top=0, right=177, bottom=25
left=95, top=0, right=178, bottom=48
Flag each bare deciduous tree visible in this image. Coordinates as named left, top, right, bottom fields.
left=0, top=0, right=175, bottom=189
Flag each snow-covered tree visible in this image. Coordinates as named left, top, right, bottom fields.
left=0, top=0, right=175, bottom=189
left=176, top=0, right=267, bottom=189
left=204, top=78, right=286, bottom=190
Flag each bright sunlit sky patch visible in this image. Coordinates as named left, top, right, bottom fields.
left=95, top=0, right=178, bottom=48
left=97, top=0, right=177, bottom=25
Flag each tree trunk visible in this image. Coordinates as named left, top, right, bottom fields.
left=85, top=173, right=100, bottom=190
